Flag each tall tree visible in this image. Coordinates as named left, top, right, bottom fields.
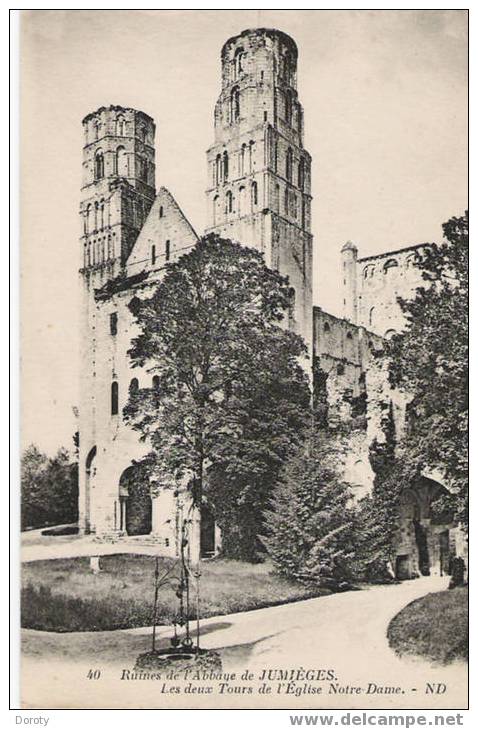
left=387, top=212, right=468, bottom=528
left=262, top=429, right=356, bottom=588
left=355, top=402, right=404, bottom=581
left=124, top=234, right=311, bottom=559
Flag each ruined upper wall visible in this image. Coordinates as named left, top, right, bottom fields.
left=341, top=241, right=430, bottom=338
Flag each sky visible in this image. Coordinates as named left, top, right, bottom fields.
left=20, top=9, right=468, bottom=454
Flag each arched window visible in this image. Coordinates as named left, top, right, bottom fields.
left=95, top=150, right=104, bottom=180
left=152, top=375, right=160, bottom=391
left=324, top=322, right=331, bottom=333
left=282, top=53, right=291, bottom=84
left=285, top=148, right=293, bottom=182
left=99, top=199, right=105, bottom=230
left=116, top=146, right=127, bottom=176
left=111, top=381, right=119, bottom=416
left=109, top=312, right=118, bottom=336
left=384, top=258, right=399, bottom=274
left=406, top=253, right=419, bottom=268
left=284, top=188, right=289, bottom=215
left=213, top=195, right=220, bottom=225
left=94, top=201, right=99, bottom=231
left=86, top=204, right=92, bottom=234
left=238, top=186, right=246, bottom=216
left=116, top=116, right=126, bottom=136
left=285, top=90, right=293, bottom=125
left=165, top=240, right=171, bottom=261
left=223, top=151, right=229, bottom=182
left=346, top=331, right=353, bottom=340
left=129, top=377, right=139, bottom=393
left=275, top=184, right=280, bottom=213
left=240, top=143, right=247, bottom=176
left=230, top=86, right=240, bottom=123
left=251, top=181, right=258, bottom=207
left=298, top=158, right=305, bottom=191
left=363, top=265, right=375, bottom=279
left=215, top=154, right=222, bottom=184
left=151, top=244, right=156, bottom=265
left=234, top=48, right=244, bottom=80
left=249, top=140, right=255, bottom=171
left=139, top=157, right=148, bottom=182
left=129, top=296, right=141, bottom=316
left=226, top=190, right=233, bottom=214
left=369, top=307, right=375, bottom=326
left=94, top=120, right=101, bottom=141
left=87, top=242, right=91, bottom=266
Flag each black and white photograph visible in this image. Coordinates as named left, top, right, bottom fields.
left=16, top=8, right=468, bottom=712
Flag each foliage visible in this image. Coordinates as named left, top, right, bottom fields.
left=312, top=359, right=329, bottom=429
left=21, top=441, right=78, bottom=530
left=386, top=212, right=468, bottom=529
left=124, top=234, right=311, bottom=560
left=262, top=430, right=356, bottom=588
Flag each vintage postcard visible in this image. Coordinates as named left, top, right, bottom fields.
left=19, top=9, right=468, bottom=711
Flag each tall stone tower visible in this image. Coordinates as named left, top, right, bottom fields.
left=205, top=29, right=313, bottom=355
left=78, top=105, right=156, bottom=533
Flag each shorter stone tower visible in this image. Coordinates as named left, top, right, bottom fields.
left=341, top=240, right=358, bottom=323
left=80, top=106, right=156, bottom=280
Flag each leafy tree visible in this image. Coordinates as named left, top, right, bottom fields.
left=21, top=445, right=48, bottom=529
left=262, top=430, right=356, bottom=587
left=124, top=234, right=311, bottom=559
left=387, top=212, right=468, bottom=529
left=21, top=442, right=78, bottom=529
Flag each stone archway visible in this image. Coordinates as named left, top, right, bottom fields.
left=84, top=446, right=97, bottom=533
left=118, top=464, right=152, bottom=536
left=396, top=477, right=455, bottom=579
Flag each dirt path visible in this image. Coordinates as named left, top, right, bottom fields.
left=21, top=574, right=467, bottom=710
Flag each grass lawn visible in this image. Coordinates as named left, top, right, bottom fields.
left=387, top=587, right=468, bottom=664
left=22, top=554, right=329, bottom=632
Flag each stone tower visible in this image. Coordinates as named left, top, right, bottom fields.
left=80, top=105, right=156, bottom=279
left=205, top=28, right=313, bottom=355
left=78, top=105, right=156, bottom=533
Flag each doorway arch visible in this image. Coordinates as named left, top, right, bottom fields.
left=119, top=464, right=152, bottom=536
